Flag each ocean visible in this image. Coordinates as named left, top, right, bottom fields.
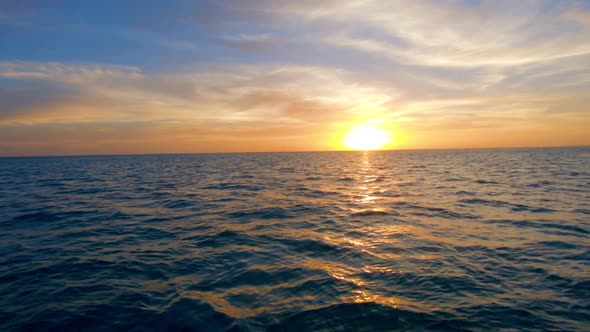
left=0, top=148, right=589, bottom=331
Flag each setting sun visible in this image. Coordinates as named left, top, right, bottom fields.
left=342, top=124, right=391, bottom=150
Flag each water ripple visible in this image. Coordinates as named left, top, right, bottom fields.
left=0, top=148, right=589, bottom=331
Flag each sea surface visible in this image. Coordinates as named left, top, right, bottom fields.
left=0, top=148, right=589, bottom=331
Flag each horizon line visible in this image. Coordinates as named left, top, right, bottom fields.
left=1, top=144, right=588, bottom=159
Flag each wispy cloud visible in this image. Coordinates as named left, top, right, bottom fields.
left=563, top=6, right=590, bottom=29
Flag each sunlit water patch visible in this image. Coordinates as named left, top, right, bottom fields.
left=0, top=148, right=589, bottom=331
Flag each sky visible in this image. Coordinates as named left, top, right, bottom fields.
left=1, top=0, right=589, bottom=156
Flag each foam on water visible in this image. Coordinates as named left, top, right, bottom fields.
left=0, top=148, right=589, bottom=331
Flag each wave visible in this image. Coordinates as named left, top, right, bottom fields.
left=1, top=149, right=588, bottom=331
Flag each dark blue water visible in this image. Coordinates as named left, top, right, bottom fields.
left=1, top=148, right=589, bottom=331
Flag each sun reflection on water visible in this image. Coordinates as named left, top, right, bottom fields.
left=348, top=289, right=400, bottom=309
left=317, top=151, right=411, bottom=311
left=355, top=153, right=377, bottom=204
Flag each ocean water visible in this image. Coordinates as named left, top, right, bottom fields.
left=0, top=148, right=589, bottom=331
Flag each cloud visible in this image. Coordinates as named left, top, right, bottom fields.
left=0, top=61, right=381, bottom=126
left=1, top=52, right=589, bottom=154
left=563, top=7, right=590, bottom=29
left=1, top=1, right=590, bottom=154
left=172, top=0, right=590, bottom=68
left=296, top=0, right=590, bottom=68
left=217, top=33, right=277, bottom=52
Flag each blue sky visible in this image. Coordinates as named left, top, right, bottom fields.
left=1, top=0, right=589, bottom=155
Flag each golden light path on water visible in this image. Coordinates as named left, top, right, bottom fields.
left=319, top=152, right=409, bottom=311
left=180, top=151, right=414, bottom=318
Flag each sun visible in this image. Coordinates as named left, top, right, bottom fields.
left=342, top=124, right=391, bottom=150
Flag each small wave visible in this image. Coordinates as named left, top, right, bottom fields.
left=19, top=299, right=237, bottom=332
left=163, top=199, right=195, bottom=209
left=457, top=304, right=557, bottom=330
left=106, top=210, right=133, bottom=220
left=511, top=205, right=556, bottom=213
left=189, top=266, right=306, bottom=291
left=396, top=202, right=478, bottom=219
left=59, top=187, right=109, bottom=195
left=193, top=229, right=259, bottom=248
left=460, top=198, right=509, bottom=207
left=133, top=227, right=177, bottom=240
left=9, top=211, right=60, bottom=223
left=444, top=177, right=469, bottom=182
left=268, top=302, right=441, bottom=332
left=350, top=208, right=401, bottom=217
left=146, top=191, right=173, bottom=199
left=487, top=219, right=589, bottom=236
left=337, top=177, right=355, bottom=182
left=534, top=240, right=581, bottom=250
left=460, top=199, right=556, bottom=213
left=526, top=180, right=554, bottom=188
left=474, top=179, right=499, bottom=184
left=204, top=183, right=262, bottom=191
left=293, top=186, right=340, bottom=198
left=227, top=207, right=294, bottom=220
left=454, top=190, right=476, bottom=196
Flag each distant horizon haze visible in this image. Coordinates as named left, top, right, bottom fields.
left=1, top=144, right=588, bottom=159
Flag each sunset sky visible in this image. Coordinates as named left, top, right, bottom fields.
left=1, top=0, right=589, bottom=156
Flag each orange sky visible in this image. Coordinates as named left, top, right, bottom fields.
left=1, top=1, right=589, bottom=156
